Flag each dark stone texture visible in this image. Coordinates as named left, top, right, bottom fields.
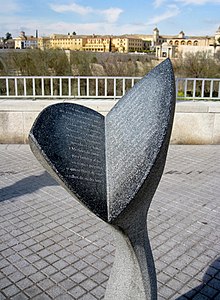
left=29, top=104, right=107, bottom=221
left=106, top=58, right=175, bottom=222
left=29, top=58, right=176, bottom=299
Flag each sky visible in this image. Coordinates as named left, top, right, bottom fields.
left=0, top=0, right=219, bottom=38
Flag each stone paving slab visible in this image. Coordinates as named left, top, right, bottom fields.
left=0, top=144, right=220, bottom=299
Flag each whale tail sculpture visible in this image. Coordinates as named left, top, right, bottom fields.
left=29, top=58, right=176, bottom=300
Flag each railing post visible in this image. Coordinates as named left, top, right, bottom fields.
left=114, top=78, right=116, bottom=98
left=193, top=79, right=196, bottom=98
left=14, top=78, right=18, bottom=97
left=51, top=78, right=53, bottom=97
left=41, top=78, right=45, bottom=96
left=59, top=78, right=62, bottom=97
left=77, top=78, right=80, bottom=97
left=201, top=80, right=205, bottom=98
left=184, top=79, right=187, bottom=98
left=6, top=78, right=9, bottom=96
left=123, top=78, right=126, bottom=96
left=68, top=78, right=71, bottom=97
left=24, top=78, right=27, bottom=97
left=87, top=78, right=89, bottom=97
left=131, top=78, right=135, bottom=87
left=210, top=79, right=213, bottom=98
left=218, top=81, right=220, bottom=98
left=96, top=78, right=98, bottom=97
left=32, top=78, right=36, bottom=97
left=105, top=78, right=107, bottom=97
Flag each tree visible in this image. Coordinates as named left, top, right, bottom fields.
left=215, top=50, right=220, bottom=63
left=70, top=51, right=93, bottom=76
left=8, top=49, right=72, bottom=76
left=0, top=57, right=7, bottom=75
left=173, top=51, right=220, bottom=78
left=5, top=32, right=12, bottom=40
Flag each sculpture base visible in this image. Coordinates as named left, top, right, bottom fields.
left=104, top=225, right=157, bottom=300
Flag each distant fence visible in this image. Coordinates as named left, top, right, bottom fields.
left=0, top=76, right=220, bottom=100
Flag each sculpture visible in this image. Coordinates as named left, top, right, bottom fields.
left=29, top=58, right=176, bottom=299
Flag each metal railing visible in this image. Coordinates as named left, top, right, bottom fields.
left=0, top=76, right=141, bottom=99
left=0, top=76, right=220, bottom=100
left=176, top=78, right=220, bottom=100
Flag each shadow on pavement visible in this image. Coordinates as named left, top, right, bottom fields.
left=0, top=171, right=58, bottom=202
left=176, top=257, right=220, bottom=299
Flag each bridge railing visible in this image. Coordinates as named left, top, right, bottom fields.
left=0, top=76, right=220, bottom=100
left=0, top=76, right=140, bottom=99
left=176, top=78, right=220, bottom=100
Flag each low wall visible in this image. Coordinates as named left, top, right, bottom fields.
left=172, top=101, right=220, bottom=144
left=0, top=99, right=220, bottom=144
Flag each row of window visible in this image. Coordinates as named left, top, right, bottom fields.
left=128, top=43, right=143, bottom=46
left=169, top=40, right=198, bottom=46
left=87, top=39, right=110, bottom=43
left=51, top=41, right=81, bottom=45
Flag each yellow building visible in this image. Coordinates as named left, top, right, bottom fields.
left=38, top=34, right=111, bottom=52
left=111, top=36, right=144, bottom=53
left=37, top=34, right=143, bottom=53
left=38, top=36, right=50, bottom=50
left=82, top=36, right=111, bottom=52
left=38, top=34, right=86, bottom=51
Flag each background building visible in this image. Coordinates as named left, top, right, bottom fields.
left=12, top=26, right=220, bottom=57
left=14, top=31, right=38, bottom=49
left=155, top=27, right=220, bottom=58
left=0, top=38, right=15, bottom=49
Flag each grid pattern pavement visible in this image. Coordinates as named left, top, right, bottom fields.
left=0, top=144, right=220, bottom=299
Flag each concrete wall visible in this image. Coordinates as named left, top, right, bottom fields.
left=0, top=99, right=220, bottom=144
left=171, top=102, right=220, bottom=144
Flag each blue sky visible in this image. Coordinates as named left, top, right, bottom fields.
left=0, top=0, right=219, bottom=38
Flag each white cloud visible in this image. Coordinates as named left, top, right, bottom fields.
left=102, top=8, right=123, bottom=23
left=49, top=3, right=93, bottom=15
left=0, top=14, right=148, bottom=38
left=0, top=15, right=42, bottom=37
left=0, top=0, right=20, bottom=14
left=153, top=0, right=166, bottom=8
left=153, top=0, right=220, bottom=9
left=40, top=21, right=146, bottom=36
left=175, top=0, right=220, bottom=4
left=49, top=2, right=123, bottom=23
left=147, top=4, right=180, bottom=25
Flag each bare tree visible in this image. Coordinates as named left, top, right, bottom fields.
left=173, top=51, right=220, bottom=78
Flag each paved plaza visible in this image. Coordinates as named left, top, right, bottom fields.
left=0, top=144, right=220, bottom=299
